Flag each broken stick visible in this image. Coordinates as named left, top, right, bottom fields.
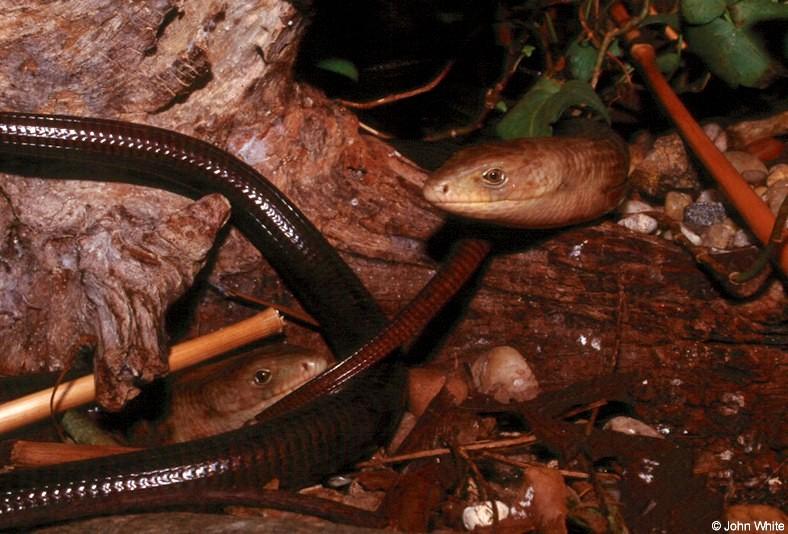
left=0, top=308, right=284, bottom=435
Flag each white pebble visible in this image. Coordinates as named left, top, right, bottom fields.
left=733, top=229, right=754, bottom=247
left=604, top=416, right=664, bottom=439
left=326, top=475, right=353, bottom=488
left=725, top=151, right=768, bottom=184
left=722, top=217, right=739, bottom=231
left=703, top=222, right=735, bottom=250
left=618, top=213, right=658, bottom=234
left=697, top=189, right=722, bottom=203
left=766, top=181, right=788, bottom=217
left=471, top=346, right=540, bottom=403
left=618, top=199, right=653, bottom=215
left=703, top=122, right=728, bottom=152
left=767, top=163, right=788, bottom=187
left=680, top=224, right=703, bottom=245
left=462, top=500, right=510, bottom=530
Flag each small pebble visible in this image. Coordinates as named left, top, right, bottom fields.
left=462, top=500, right=510, bottom=530
left=628, top=133, right=701, bottom=198
left=703, top=122, right=728, bottom=152
left=326, top=475, right=353, bottom=488
left=724, top=151, right=768, bottom=184
left=680, top=224, right=703, bottom=245
left=618, top=213, right=658, bottom=234
left=684, top=201, right=726, bottom=226
left=733, top=229, right=754, bottom=248
left=767, top=163, right=788, bottom=187
left=664, top=191, right=692, bottom=221
left=604, top=416, right=664, bottom=439
left=471, top=346, right=540, bottom=403
left=696, top=189, right=722, bottom=203
left=618, top=199, right=653, bottom=215
left=722, top=217, right=739, bottom=232
left=765, top=181, right=788, bottom=219
left=703, top=222, right=735, bottom=250
left=628, top=131, right=654, bottom=171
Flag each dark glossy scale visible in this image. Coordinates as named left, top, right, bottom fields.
left=259, top=237, right=491, bottom=420
left=0, top=377, right=403, bottom=528
left=0, top=113, right=490, bottom=529
left=0, top=113, right=382, bottom=358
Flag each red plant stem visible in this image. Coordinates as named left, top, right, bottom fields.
left=610, top=3, right=787, bottom=275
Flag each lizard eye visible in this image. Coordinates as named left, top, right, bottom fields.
left=253, top=368, right=272, bottom=385
left=481, top=168, right=507, bottom=188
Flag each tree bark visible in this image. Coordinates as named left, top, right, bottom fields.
left=0, top=0, right=785, bottom=529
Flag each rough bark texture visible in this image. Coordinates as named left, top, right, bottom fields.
left=0, top=0, right=785, bottom=531
left=0, top=180, right=231, bottom=409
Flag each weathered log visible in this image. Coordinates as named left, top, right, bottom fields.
left=0, top=0, right=784, bottom=529
left=0, top=179, right=232, bottom=409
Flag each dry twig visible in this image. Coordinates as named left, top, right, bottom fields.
left=1, top=440, right=138, bottom=468
left=337, top=62, right=455, bottom=110
left=0, top=308, right=284, bottom=435
left=358, top=434, right=537, bottom=468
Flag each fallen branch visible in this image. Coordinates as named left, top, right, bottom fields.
left=0, top=308, right=284, bottom=436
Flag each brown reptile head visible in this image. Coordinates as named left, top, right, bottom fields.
left=137, top=344, right=331, bottom=444
left=424, top=133, right=630, bottom=229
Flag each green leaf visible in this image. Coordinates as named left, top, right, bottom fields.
left=608, top=39, right=623, bottom=57
left=656, top=52, right=681, bottom=76
left=728, top=0, right=788, bottom=27
left=681, top=0, right=727, bottom=25
left=567, top=40, right=597, bottom=82
left=685, top=16, right=780, bottom=87
left=315, top=57, right=359, bottom=82
left=521, top=45, right=536, bottom=57
left=495, top=77, right=561, bottom=139
left=544, top=80, right=610, bottom=124
left=495, top=78, right=610, bottom=140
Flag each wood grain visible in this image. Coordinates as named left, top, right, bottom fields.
left=0, top=0, right=784, bottom=527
